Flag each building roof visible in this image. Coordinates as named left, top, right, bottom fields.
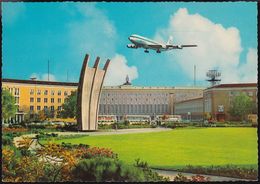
left=206, top=83, right=257, bottom=90
left=1, top=78, right=204, bottom=90
left=2, top=78, right=78, bottom=87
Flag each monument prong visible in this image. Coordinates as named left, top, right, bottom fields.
left=93, top=57, right=100, bottom=68
left=83, top=54, right=90, bottom=66
left=77, top=53, right=110, bottom=131
left=103, top=59, right=110, bottom=71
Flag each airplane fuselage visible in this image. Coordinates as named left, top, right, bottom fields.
left=127, top=34, right=197, bottom=53
left=128, top=34, right=168, bottom=51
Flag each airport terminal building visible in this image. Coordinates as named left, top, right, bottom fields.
left=2, top=78, right=204, bottom=123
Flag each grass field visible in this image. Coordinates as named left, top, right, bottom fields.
left=50, top=127, right=258, bottom=170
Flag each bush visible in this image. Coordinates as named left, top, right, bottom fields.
left=27, top=124, right=46, bottom=129
left=134, top=158, right=169, bottom=181
left=60, top=124, right=78, bottom=131
left=180, top=165, right=258, bottom=180
left=2, top=135, right=13, bottom=146
left=61, top=142, right=89, bottom=150
left=72, top=157, right=147, bottom=182
left=36, top=132, right=58, bottom=140
left=162, top=122, right=187, bottom=129
left=80, top=147, right=117, bottom=159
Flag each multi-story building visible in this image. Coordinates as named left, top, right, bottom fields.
left=2, top=78, right=204, bottom=123
left=2, top=79, right=77, bottom=123
left=203, top=83, right=257, bottom=121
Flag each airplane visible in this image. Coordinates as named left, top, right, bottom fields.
left=127, top=34, right=197, bottom=53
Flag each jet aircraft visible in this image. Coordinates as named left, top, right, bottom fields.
left=127, top=34, right=197, bottom=53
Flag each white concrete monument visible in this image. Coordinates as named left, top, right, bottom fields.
left=77, top=54, right=110, bottom=131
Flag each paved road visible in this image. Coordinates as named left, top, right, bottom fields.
left=153, top=169, right=253, bottom=182
left=56, top=127, right=172, bottom=136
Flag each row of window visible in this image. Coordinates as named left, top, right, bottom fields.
left=229, top=91, right=254, bottom=96
left=30, top=89, right=72, bottom=96
left=7, top=87, right=20, bottom=95
left=30, top=97, right=63, bottom=103
left=30, top=105, right=62, bottom=111
left=99, top=104, right=168, bottom=114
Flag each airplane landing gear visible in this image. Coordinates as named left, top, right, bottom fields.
left=156, top=50, right=161, bottom=53
left=144, top=49, right=149, bottom=53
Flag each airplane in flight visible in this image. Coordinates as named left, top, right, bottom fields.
left=127, top=34, right=197, bottom=53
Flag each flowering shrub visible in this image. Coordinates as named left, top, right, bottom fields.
left=80, top=147, right=117, bottom=159
left=2, top=127, right=28, bottom=133
left=173, top=173, right=210, bottom=182
left=191, top=175, right=210, bottom=182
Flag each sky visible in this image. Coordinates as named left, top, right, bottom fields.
left=2, top=2, right=258, bottom=87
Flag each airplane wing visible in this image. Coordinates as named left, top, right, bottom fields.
left=181, top=45, right=197, bottom=47
left=147, top=44, right=163, bottom=49
left=167, top=44, right=197, bottom=49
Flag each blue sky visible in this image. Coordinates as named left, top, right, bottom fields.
left=2, top=2, right=257, bottom=87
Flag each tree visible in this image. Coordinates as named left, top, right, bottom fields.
left=60, top=91, right=77, bottom=118
left=229, top=92, right=255, bottom=121
left=2, top=89, right=17, bottom=122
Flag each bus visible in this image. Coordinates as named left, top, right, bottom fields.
left=124, top=115, right=151, bottom=125
left=98, top=115, right=117, bottom=125
left=156, top=115, right=182, bottom=124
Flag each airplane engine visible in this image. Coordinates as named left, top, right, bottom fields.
left=127, top=44, right=137, bottom=48
left=177, top=45, right=183, bottom=49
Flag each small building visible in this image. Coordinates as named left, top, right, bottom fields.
left=174, top=97, right=204, bottom=121
left=203, top=83, right=257, bottom=121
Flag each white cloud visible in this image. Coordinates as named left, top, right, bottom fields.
left=238, top=48, right=258, bottom=82
left=154, top=8, right=257, bottom=84
left=104, top=54, right=138, bottom=86
left=67, top=3, right=117, bottom=59
left=30, top=73, right=56, bottom=81
left=66, top=3, right=139, bottom=85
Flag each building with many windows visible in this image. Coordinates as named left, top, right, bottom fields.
left=203, top=83, right=257, bottom=121
left=2, top=78, right=204, bottom=123
left=2, top=79, right=77, bottom=123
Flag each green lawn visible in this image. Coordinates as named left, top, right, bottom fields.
left=51, top=127, right=258, bottom=170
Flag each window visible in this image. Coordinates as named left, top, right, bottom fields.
left=50, top=106, right=54, bottom=111
left=44, top=106, right=48, bottom=110
left=37, top=90, right=41, bottom=95
left=64, top=91, right=68, bottom=96
left=58, top=106, right=62, bottom=111
left=30, top=98, right=34, bottom=103
left=58, top=98, right=61, bottom=103
left=30, top=106, right=34, bottom=111
left=15, top=88, right=20, bottom=95
left=30, top=89, right=34, bottom=95
left=248, top=91, right=253, bottom=96
left=44, top=98, right=48, bottom=103
left=58, top=90, right=61, bottom=96
left=44, top=90, right=48, bottom=95
left=37, top=106, right=41, bottom=111
left=51, top=98, right=54, bottom=103
left=15, top=97, right=19, bottom=104
left=51, top=90, right=55, bottom=96
left=37, top=98, right=41, bottom=103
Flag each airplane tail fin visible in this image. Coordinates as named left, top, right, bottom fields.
left=167, top=36, right=173, bottom=45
